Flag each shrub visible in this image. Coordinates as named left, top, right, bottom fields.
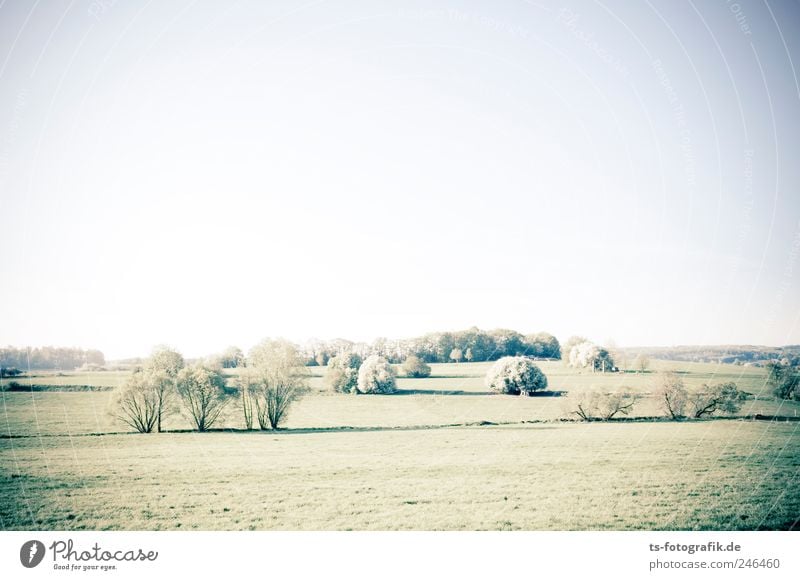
left=485, top=356, right=548, bottom=395
left=327, top=352, right=363, bottom=393
left=688, top=382, right=745, bottom=418
left=356, top=355, right=396, bottom=394
left=403, top=355, right=431, bottom=378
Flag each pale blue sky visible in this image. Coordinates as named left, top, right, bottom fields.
left=1, top=0, right=799, bottom=358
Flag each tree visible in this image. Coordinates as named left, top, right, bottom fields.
left=657, top=372, right=687, bottom=419
left=144, top=345, right=184, bottom=432
left=248, top=339, right=309, bottom=429
left=356, top=355, right=396, bottom=394
left=485, top=356, right=548, bottom=395
left=561, top=336, right=587, bottom=365
left=464, top=348, right=474, bottom=363
left=449, top=348, right=463, bottom=363
left=177, top=365, right=230, bottom=431
left=688, top=382, right=745, bottom=418
left=765, top=362, right=799, bottom=400
left=111, top=371, right=159, bottom=433
left=524, top=332, right=561, bottom=359
left=146, top=345, right=184, bottom=377
left=568, top=341, right=615, bottom=372
left=236, top=367, right=256, bottom=430
left=634, top=354, right=651, bottom=373
left=568, top=390, right=640, bottom=420
left=402, top=355, right=431, bottom=378
left=220, top=346, right=245, bottom=368
left=327, top=352, right=363, bottom=393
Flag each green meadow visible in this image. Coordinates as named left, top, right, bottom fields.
left=1, top=360, right=798, bottom=530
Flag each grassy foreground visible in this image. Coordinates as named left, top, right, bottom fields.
left=1, top=360, right=798, bottom=530
left=2, top=422, right=798, bottom=530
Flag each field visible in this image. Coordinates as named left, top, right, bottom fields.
left=1, top=360, right=799, bottom=530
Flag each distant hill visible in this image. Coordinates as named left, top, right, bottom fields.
left=619, top=345, right=800, bottom=366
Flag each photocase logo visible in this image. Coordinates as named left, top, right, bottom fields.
left=20, top=540, right=46, bottom=568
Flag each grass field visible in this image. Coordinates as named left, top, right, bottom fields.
left=1, top=360, right=798, bottom=530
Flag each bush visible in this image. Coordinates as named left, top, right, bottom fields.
left=485, top=356, right=548, bottom=395
left=403, top=355, right=431, bottom=378
left=327, top=352, right=363, bottom=393
left=356, top=355, right=396, bottom=394
left=688, top=382, right=745, bottom=418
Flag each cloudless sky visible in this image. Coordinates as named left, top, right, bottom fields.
left=1, top=0, right=799, bottom=359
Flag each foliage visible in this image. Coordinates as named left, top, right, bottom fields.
left=177, top=365, right=230, bottom=431
left=687, top=382, right=745, bottom=418
left=656, top=372, right=687, bottom=419
left=765, top=362, right=799, bottom=400
left=326, top=352, right=363, bottom=393
left=356, top=355, right=397, bottom=394
left=402, top=355, right=431, bottom=378
left=568, top=341, right=615, bottom=371
left=145, top=345, right=185, bottom=378
left=485, top=356, right=548, bottom=395
left=299, top=327, right=562, bottom=365
left=220, top=346, right=245, bottom=368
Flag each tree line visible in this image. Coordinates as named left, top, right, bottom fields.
left=0, top=346, right=105, bottom=372
left=299, top=327, right=562, bottom=366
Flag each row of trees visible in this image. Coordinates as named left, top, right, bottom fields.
left=566, top=373, right=746, bottom=421
left=0, top=346, right=105, bottom=371
left=302, top=327, right=562, bottom=366
left=114, top=341, right=308, bottom=433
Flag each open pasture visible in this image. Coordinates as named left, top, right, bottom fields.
left=2, top=360, right=797, bottom=531
left=1, top=421, right=798, bottom=531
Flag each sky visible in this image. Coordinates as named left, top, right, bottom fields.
left=1, top=0, right=799, bottom=359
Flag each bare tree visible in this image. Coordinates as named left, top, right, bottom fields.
left=657, top=372, right=687, bottom=419
left=237, top=368, right=255, bottom=430
left=567, top=389, right=639, bottom=420
left=177, top=365, right=230, bottom=431
left=248, top=339, right=309, bottom=429
left=634, top=354, right=651, bottom=373
left=144, top=345, right=184, bottom=432
left=688, top=382, right=744, bottom=418
left=111, top=372, right=159, bottom=433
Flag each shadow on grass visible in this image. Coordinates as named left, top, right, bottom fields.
left=393, top=389, right=566, bottom=397
left=2, top=413, right=796, bottom=440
